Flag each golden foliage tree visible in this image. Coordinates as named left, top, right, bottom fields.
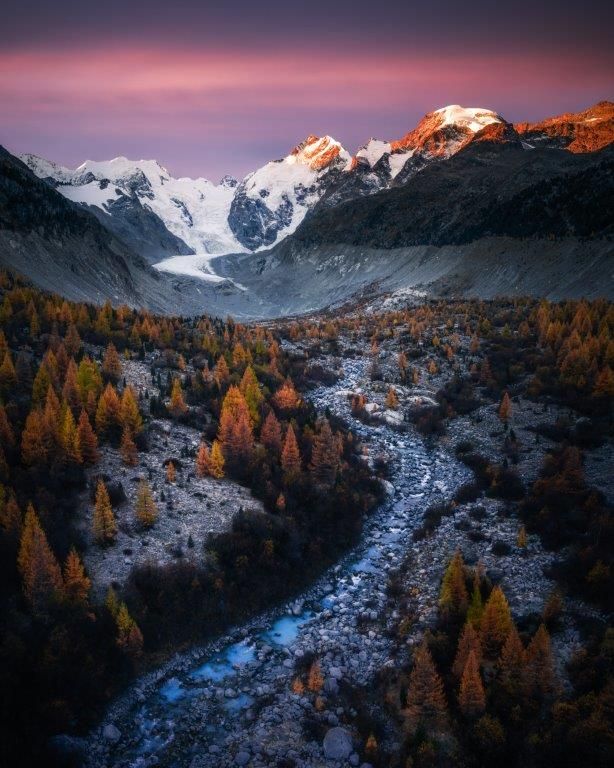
left=310, top=419, right=340, bottom=486
left=135, top=479, right=158, bottom=527
left=168, top=377, right=188, bottom=417
left=208, top=440, right=225, bottom=478
left=120, top=426, right=138, bottom=466
left=120, top=386, right=143, bottom=434
left=63, top=548, right=91, bottom=604
left=405, top=641, right=447, bottom=731
left=453, top=621, right=482, bottom=679
left=459, top=649, right=486, bottom=717
left=281, top=424, right=301, bottom=477
left=102, top=342, right=122, bottom=382
left=195, top=442, right=210, bottom=477
left=116, top=602, right=144, bottom=656
left=480, top=586, right=513, bottom=657
left=18, top=504, right=63, bottom=609
left=77, top=409, right=99, bottom=465
left=439, top=550, right=469, bottom=618
left=92, top=479, right=117, bottom=545
left=498, top=391, right=512, bottom=423
left=261, top=410, right=282, bottom=455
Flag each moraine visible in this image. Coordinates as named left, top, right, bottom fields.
left=85, top=355, right=471, bottom=768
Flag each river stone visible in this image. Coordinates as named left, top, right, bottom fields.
left=323, top=727, right=352, bottom=760
left=235, top=751, right=250, bottom=766
left=102, top=723, right=121, bottom=742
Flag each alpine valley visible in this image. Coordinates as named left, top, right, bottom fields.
left=2, top=101, right=612, bottom=317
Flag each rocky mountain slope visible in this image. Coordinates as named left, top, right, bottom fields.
left=515, top=100, right=614, bottom=153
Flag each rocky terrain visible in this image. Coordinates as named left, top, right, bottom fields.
left=82, top=322, right=608, bottom=768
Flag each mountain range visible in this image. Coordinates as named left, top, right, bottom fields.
left=1, top=100, right=612, bottom=316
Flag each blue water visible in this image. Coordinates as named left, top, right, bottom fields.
left=159, top=677, right=184, bottom=703
left=224, top=693, right=254, bottom=712
left=260, top=612, right=313, bottom=646
left=189, top=640, right=255, bottom=683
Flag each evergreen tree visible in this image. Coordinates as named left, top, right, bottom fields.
left=480, top=586, right=513, bottom=657
left=404, top=641, right=447, bottom=731
left=459, top=649, right=486, bottom=717
left=92, top=479, right=117, bottom=545
left=135, top=479, right=158, bottom=527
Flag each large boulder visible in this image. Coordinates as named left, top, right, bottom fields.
left=323, top=727, right=353, bottom=760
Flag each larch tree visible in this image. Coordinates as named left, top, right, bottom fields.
left=261, top=410, right=282, bottom=455
left=21, top=410, right=48, bottom=466
left=135, top=479, right=158, bottom=527
left=273, top=379, right=300, bottom=412
left=466, top=569, right=484, bottom=627
left=497, top=624, right=526, bottom=694
left=385, top=386, right=399, bottom=410
left=453, top=621, right=483, bottom=679
left=498, top=391, right=512, bottom=424
left=77, top=409, right=99, bottom=465
left=168, top=377, right=188, bottom=417
left=404, top=641, right=447, bottom=731
left=307, top=660, right=323, bottom=692
left=525, top=624, right=556, bottom=699
left=208, top=440, right=225, bottom=478
left=59, top=406, right=81, bottom=464
left=102, top=342, right=122, bottom=382
left=310, top=419, right=340, bottom=487
left=281, top=424, right=301, bottom=477
left=62, top=359, right=82, bottom=414
left=439, top=550, right=469, bottom=619
left=480, top=586, right=513, bottom=657
left=120, top=386, right=143, bottom=434
left=116, top=602, right=144, bottom=656
left=92, top=479, right=117, bottom=545
left=240, top=365, right=263, bottom=425
left=0, top=405, right=15, bottom=449
left=95, top=383, right=122, bottom=440
left=63, top=548, right=91, bottom=604
left=120, top=426, right=138, bottom=466
left=516, top=525, right=528, bottom=548
left=195, top=442, right=210, bottom=477
left=18, top=504, right=64, bottom=610
left=459, top=649, right=486, bottom=717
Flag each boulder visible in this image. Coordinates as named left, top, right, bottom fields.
left=323, top=727, right=353, bottom=760
left=102, top=723, right=121, bottom=743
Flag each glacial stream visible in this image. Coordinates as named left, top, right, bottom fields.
left=90, top=356, right=471, bottom=767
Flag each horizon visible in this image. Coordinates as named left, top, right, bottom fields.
left=1, top=0, right=613, bottom=180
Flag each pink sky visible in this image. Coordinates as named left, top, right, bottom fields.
left=1, top=44, right=612, bottom=180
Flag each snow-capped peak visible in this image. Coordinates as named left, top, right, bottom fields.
left=19, top=153, right=74, bottom=184
left=288, top=135, right=350, bottom=170
left=433, top=105, right=503, bottom=133
left=73, top=157, right=172, bottom=186
left=355, top=138, right=392, bottom=168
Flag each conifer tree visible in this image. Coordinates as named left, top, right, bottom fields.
left=64, top=324, right=82, bottom=357
left=310, top=419, right=340, bottom=486
left=240, top=365, right=263, bottom=425
left=459, top=649, right=486, bottom=717
left=63, top=548, right=91, bottom=604
left=21, top=410, right=48, bottom=466
left=62, top=359, right=82, bottom=414
left=195, top=442, right=210, bottom=477
left=0, top=404, right=15, bottom=449
left=497, top=624, right=526, bottom=694
left=135, top=479, right=158, bottom=527
left=439, top=550, right=469, bottom=619
left=208, top=440, right=225, bottom=478
left=480, top=586, right=513, bottom=656
left=116, top=602, right=144, bottom=656
left=214, top=355, right=230, bottom=388
left=525, top=623, right=556, bottom=699
left=120, top=385, right=143, bottom=434
left=498, top=391, right=512, bottom=424
left=453, top=621, right=483, bottom=678
left=102, top=342, right=122, bottom=382
left=168, top=377, right=188, bottom=417
left=166, top=461, right=176, bottom=483
left=404, top=641, right=447, bottom=731
left=60, top=406, right=81, bottom=463
left=0, top=493, right=21, bottom=539
left=77, top=409, right=99, bottom=465
left=516, top=525, right=527, bottom=548
left=92, top=479, right=117, bottom=545
left=273, top=379, right=300, bottom=411
left=0, top=350, right=17, bottom=395
left=18, top=504, right=64, bottom=609
left=281, top=424, right=301, bottom=477
left=120, top=426, right=138, bottom=466
left=260, top=410, right=282, bottom=455
left=95, top=383, right=122, bottom=439
left=105, top=585, right=120, bottom=617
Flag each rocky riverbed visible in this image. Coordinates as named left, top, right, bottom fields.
left=85, top=350, right=580, bottom=768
